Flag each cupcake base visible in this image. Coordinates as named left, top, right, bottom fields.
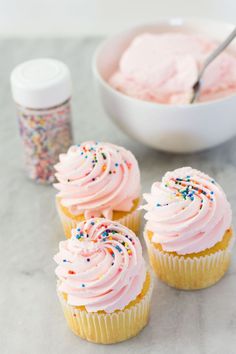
left=144, top=229, right=234, bottom=290
left=56, top=197, right=141, bottom=239
left=57, top=272, right=153, bottom=344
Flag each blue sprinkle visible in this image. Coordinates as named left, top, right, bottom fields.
left=210, top=198, right=214, bottom=201
left=156, top=203, right=161, bottom=207
left=210, top=191, right=214, bottom=195
left=80, top=152, right=83, bottom=155
left=115, top=163, right=119, bottom=167
left=63, top=259, right=67, bottom=262
left=77, top=228, right=81, bottom=232
left=115, top=245, right=122, bottom=252
left=81, top=284, right=85, bottom=288
left=76, top=235, right=81, bottom=239
left=91, top=221, right=95, bottom=225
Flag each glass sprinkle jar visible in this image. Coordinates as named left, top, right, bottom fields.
left=10, top=58, right=73, bottom=184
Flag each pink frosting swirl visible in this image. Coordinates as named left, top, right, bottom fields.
left=109, top=33, right=236, bottom=104
left=143, top=167, right=232, bottom=255
left=54, top=218, right=146, bottom=313
left=54, top=141, right=140, bottom=218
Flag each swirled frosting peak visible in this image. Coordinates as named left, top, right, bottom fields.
left=54, top=141, right=140, bottom=218
left=54, top=218, right=146, bottom=313
left=143, top=167, right=232, bottom=255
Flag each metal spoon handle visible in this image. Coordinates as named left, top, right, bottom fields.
left=201, top=27, right=236, bottom=77
left=191, top=27, right=236, bottom=103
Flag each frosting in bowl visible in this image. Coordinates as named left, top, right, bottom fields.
left=143, top=167, right=232, bottom=255
left=54, top=141, right=140, bottom=219
left=54, top=218, right=146, bottom=313
left=109, top=33, right=236, bottom=104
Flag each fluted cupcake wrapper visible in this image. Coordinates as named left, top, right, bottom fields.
left=56, top=198, right=141, bottom=239
left=115, top=208, right=141, bottom=234
left=144, top=229, right=234, bottom=290
left=57, top=273, right=153, bottom=344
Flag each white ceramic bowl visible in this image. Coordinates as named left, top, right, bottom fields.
left=93, top=18, right=236, bottom=153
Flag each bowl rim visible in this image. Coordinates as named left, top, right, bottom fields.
left=92, top=17, right=236, bottom=109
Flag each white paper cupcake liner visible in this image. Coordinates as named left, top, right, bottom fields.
left=144, top=229, right=234, bottom=290
left=57, top=272, right=153, bottom=344
left=116, top=208, right=141, bottom=234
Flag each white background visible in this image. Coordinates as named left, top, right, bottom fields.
left=0, top=0, right=235, bottom=37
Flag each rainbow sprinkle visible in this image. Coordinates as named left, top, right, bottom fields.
left=156, top=175, right=216, bottom=210
left=17, top=100, right=72, bottom=183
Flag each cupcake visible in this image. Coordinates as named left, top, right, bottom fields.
left=54, top=141, right=141, bottom=238
left=143, top=167, right=234, bottom=290
left=54, top=218, right=153, bottom=344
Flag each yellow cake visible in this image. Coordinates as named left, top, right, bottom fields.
left=57, top=196, right=140, bottom=238
left=145, top=228, right=233, bottom=290
left=58, top=271, right=152, bottom=343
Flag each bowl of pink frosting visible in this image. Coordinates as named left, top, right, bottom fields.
left=93, top=18, right=236, bottom=153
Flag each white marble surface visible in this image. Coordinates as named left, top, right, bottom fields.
left=0, top=38, right=236, bottom=354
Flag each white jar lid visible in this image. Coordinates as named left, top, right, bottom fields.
left=10, top=58, right=72, bottom=109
